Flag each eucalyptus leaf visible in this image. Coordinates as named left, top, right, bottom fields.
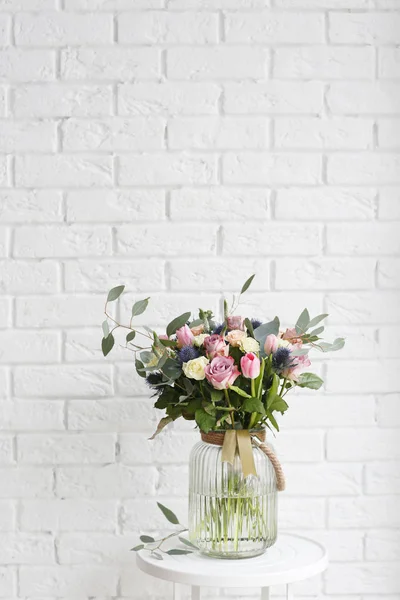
left=179, top=537, right=198, bottom=549
left=298, top=372, right=324, bottom=390
left=107, top=285, right=125, bottom=302
left=130, top=544, right=144, bottom=552
left=223, top=299, right=229, bottom=320
left=254, top=317, right=280, bottom=346
left=244, top=318, right=254, bottom=337
left=242, top=397, right=265, bottom=414
left=166, top=549, right=193, bottom=555
left=132, top=298, right=150, bottom=317
left=162, top=358, right=182, bottom=381
left=152, top=551, right=163, bottom=560
left=102, top=320, right=109, bottom=338
left=159, top=338, right=178, bottom=348
left=240, top=274, right=255, bottom=295
left=101, top=333, right=114, bottom=357
left=126, top=331, right=136, bottom=342
left=135, top=359, right=146, bottom=378
left=317, top=338, right=345, bottom=353
left=290, top=347, right=310, bottom=356
left=308, top=326, right=324, bottom=337
left=140, top=535, right=155, bottom=543
left=157, top=502, right=180, bottom=525
left=307, top=313, right=329, bottom=329
left=295, top=308, right=310, bottom=335
left=166, top=312, right=191, bottom=338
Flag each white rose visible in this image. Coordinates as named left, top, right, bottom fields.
left=193, top=334, right=209, bottom=347
left=226, top=329, right=247, bottom=347
left=240, top=336, right=260, bottom=353
left=182, top=356, right=209, bottom=380
left=278, top=338, right=291, bottom=349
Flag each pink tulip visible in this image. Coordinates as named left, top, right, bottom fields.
left=158, top=334, right=169, bottom=340
left=175, top=324, right=194, bottom=348
left=205, top=356, right=240, bottom=390
left=264, top=334, right=279, bottom=355
left=227, top=315, right=244, bottom=330
left=203, top=334, right=229, bottom=359
left=240, top=353, right=261, bottom=379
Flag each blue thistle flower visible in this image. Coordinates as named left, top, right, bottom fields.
left=212, top=323, right=224, bottom=335
left=177, top=345, right=200, bottom=364
left=145, top=371, right=164, bottom=395
left=251, top=319, right=262, bottom=329
left=272, top=347, right=296, bottom=373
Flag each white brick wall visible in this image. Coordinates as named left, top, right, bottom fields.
left=0, top=1, right=399, bottom=598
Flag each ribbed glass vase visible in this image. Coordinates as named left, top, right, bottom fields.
left=188, top=431, right=278, bottom=559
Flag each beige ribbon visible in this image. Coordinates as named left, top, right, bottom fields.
left=221, top=429, right=257, bottom=478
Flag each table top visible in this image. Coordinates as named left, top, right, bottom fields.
left=136, top=533, right=328, bottom=588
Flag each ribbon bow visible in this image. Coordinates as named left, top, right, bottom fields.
left=221, top=430, right=257, bottom=478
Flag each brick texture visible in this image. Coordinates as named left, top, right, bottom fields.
left=0, top=1, right=399, bottom=599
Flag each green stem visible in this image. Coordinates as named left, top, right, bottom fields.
left=224, top=389, right=235, bottom=429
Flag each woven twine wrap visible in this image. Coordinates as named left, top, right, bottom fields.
left=201, top=430, right=286, bottom=492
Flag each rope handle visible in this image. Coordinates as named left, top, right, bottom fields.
left=252, top=436, right=286, bottom=492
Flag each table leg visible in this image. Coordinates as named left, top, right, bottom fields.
left=286, top=584, right=294, bottom=600
left=173, top=583, right=183, bottom=600
left=192, top=585, right=201, bottom=600
left=261, top=588, right=270, bottom=600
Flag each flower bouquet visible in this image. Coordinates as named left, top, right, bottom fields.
left=102, top=274, right=344, bottom=558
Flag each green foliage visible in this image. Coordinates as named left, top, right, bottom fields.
left=298, top=372, right=324, bottom=390
left=295, top=308, right=310, bottom=335
left=166, top=312, right=191, bottom=337
left=157, top=502, right=180, bottom=525
left=102, top=320, right=109, bottom=338
left=131, top=298, right=150, bottom=317
left=166, top=549, right=193, bottom=555
left=195, top=408, right=217, bottom=433
left=149, top=416, right=173, bottom=440
left=135, top=359, right=146, bottom=378
left=107, top=285, right=125, bottom=302
left=244, top=318, right=254, bottom=337
left=317, top=338, right=345, bottom=352
left=140, top=535, right=155, bottom=543
left=254, top=317, right=280, bottom=352
left=240, top=273, right=255, bottom=294
left=101, top=333, right=114, bottom=356
left=242, top=397, right=265, bottom=414
left=126, top=331, right=136, bottom=342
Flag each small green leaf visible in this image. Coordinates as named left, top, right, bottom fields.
left=132, top=298, right=150, bottom=317
left=240, top=274, right=255, bottom=295
left=140, top=535, right=155, bottom=543
left=152, top=551, right=163, bottom=560
left=266, top=373, right=280, bottom=408
left=308, top=326, right=324, bottom=337
left=307, top=313, right=328, bottom=329
left=157, top=502, right=180, bottom=525
left=149, top=417, right=173, bottom=440
left=229, top=385, right=252, bottom=399
left=242, top=397, right=265, bottom=414
left=298, top=372, right=324, bottom=390
left=126, top=331, right=136, bottom=342
left=295, top=308, right=310, bottom=335
left=269, top=398, right=289, bottom=413
left=266, top=409, right=279, bottom=431
left=244, top=318, right=254, bottom=337
left=135, top=359, right=146, bottom=378
left=166, top=549, right=193, bottom=555
left=223, top=299, right=229, bottom=320
left=317, top=338, right=345, bottom=353
left=195, top=408, right=217, bottom=433
left=211, top=389, right=224, bottom=403
left=254, top=317, right=280, bottom=345
left=158, top=338, right=178, bottom=348
left=166, top=312, right=191, bottom=338
left=107, top=285, right=125, bottom=302
left=102, top=320, right=109, bottom=338
left=162, top=358, right=182, bottom=381
left=130, top=544, right=144, bottom=552
left=101, top=333, right=114, bottom=357
left=179, top=537, right=198, bottom=549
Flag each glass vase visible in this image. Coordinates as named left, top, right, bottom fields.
left=188, top=431, right=278, bottom=559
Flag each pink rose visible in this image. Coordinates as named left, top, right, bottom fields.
left=264, top=334, right=279, bottom=355
left=226, top=329, right=247, bottom=347
left=282, top=353, right=311, bottom=381
left=227, top=315, right=244, bottom=330
left=203, top=334, right=229, bottom=359
left=205, top=356, right=240, bottom=390
left=240, top=353, right=260, bottom=379
left=282, top=327, right=303, bottom=345
left=190, top=324, right=205, bottom=336
left=176, top=324, right=194, bottom=348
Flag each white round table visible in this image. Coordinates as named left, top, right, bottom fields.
left=136, top=533, right=328, bottom=600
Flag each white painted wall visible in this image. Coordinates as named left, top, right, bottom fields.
left=0, top=0, right=399, bottom=598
